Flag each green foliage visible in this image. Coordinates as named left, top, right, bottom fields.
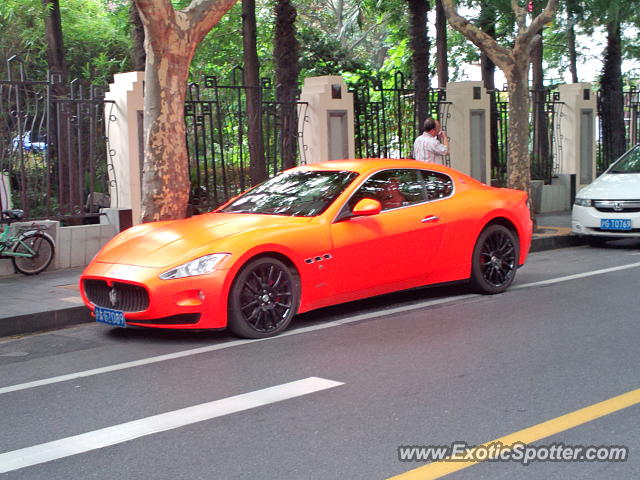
left=0, top=0, right=131, bottom=83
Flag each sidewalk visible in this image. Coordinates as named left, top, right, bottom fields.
left=1, top=211, right=580, bottom=339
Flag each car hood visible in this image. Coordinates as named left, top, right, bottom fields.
left=578, top=173, right=640, bottom=200
left=96, top=213, right=311, bottom=268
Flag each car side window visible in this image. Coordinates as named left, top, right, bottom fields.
left=348, top=169, right=427, bottom=211
left=421, top=170, right=453, bottom=200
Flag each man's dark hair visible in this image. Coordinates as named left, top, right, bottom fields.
left=423, top=117, right=437, bottom=132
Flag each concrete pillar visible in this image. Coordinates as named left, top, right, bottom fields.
left=445, top=81, right=492, bottom=184
left=556, top=83, right=597, bottom=188
left=104, top=72, right=145, bottom=224
left=298, top=76, right=355, bottom=164
left=1, top=172, right=11, bottom=210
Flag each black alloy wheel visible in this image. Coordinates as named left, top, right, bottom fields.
left=470, top=224, right=519, bottom=294
left=228, top=257, right=300, bottom=338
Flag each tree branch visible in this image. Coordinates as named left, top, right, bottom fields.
left=134, top=0, right=175, bottom=42
left=515, top=0, right=558, bottom=54
left=182, top=0, right=239, bottom=44
left=441, top=0, right=513, bottom=71
left=511, top=0, right=526, bottom=32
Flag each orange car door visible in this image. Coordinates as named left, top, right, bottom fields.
left=329, top=169, right=447, bottom=296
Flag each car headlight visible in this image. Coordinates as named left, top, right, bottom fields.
left=574, top=198, right=592, bottom=207
left=159, top=254, right=230, bottom=280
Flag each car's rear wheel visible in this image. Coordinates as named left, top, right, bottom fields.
left=470, top=224, right=519, bottom=294
left=228, top=257, right=300, bottom=338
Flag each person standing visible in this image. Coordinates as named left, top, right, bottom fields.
left=412, top=117, right=449, bottom=164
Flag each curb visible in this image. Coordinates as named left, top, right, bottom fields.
left=1, top=233, right=583, bottom=339
left=530, top=234, right=585, bottom=253
left=0, top=307, right=92, bottom=338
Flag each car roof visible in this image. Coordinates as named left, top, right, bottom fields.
left=293, top=158, right=458, bottom=177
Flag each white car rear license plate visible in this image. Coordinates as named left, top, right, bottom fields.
left=95, top=306, right=126, bottom=327
left=600, top=219, right=632, bottom=231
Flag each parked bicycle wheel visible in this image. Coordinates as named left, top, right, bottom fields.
left=11, top=232, right=55, bottom=275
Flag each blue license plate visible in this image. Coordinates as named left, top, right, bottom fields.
left=600, top=219, right=632, bottom=231
left=94, top=306, right=126, bottom=327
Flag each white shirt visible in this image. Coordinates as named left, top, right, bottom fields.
left=412, top=133, right=448, bottom=164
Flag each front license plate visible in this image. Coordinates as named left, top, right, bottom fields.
left=600, top=219, right=632, bottom=231
left=94, top=306, right=126, bottom=328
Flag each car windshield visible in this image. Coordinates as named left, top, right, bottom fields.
left=219, top=170, right=359, bottom=217
left=608, top=144, right=640, bottom=173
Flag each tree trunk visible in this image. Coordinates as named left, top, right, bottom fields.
left=440, top=0, right=558, bottom=194
left=274, top=0, right=299, bottom=170
left=600, top=19, right=626, bottom=167
left=141, top=45, right=193, bottom=222
left=42, top=0, right=66, bottom=79
left=435, top=0, right=448, bottom=88
left=135, top=0, right=239, bottom=221
left=407, top=0, right=430, bottom=134
left=42, top=0, right=75, bottom=214
left=506, top=63, right=531, bottom=193
left=243, top=0, right=267, bottom=185
left=130, top=2, right=146, bottom=71
left=566, top=0, right=578, bottom=83
left=478, top=1, right=498, bottom=183
left=531, top=24, right=549, bottom=181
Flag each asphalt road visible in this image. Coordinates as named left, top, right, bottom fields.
left=1, top=241, right=639, bottom=480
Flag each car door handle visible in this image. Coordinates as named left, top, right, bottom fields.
left=421, top=215, right=439, bottom=223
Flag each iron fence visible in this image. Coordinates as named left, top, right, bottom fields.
left=490, top=87, right=564, bottom=186
left=0, top=56, right=113, bottom=221
left=184, top=68, right=308, bottom=212
left=350, top=72, right=450, bottom=163
left=596, top=87, right=640, bottom=174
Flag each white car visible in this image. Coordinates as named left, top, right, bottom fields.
left=572, top=143, right=640, bottom=245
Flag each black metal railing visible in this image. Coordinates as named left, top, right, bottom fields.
left=350, top=72, right=450, bottom=163
left=597, top=87, right=640, bottom=174
left=184, top=68, right=308, bottom=213
left=0, top=56, right=113, bottom=221
left=490, top=87, right=564, bottom=186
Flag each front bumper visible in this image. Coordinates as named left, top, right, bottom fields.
left=79, top=261, right=231, bottom=329
left=571, top=205, right=640, bottom=238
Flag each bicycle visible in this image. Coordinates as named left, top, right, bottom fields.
left=0, top=209, right=55, bottom=275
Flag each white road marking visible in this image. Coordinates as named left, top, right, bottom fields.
left=2, top=261, right=640, bottom=396
left=513, top=261, right=640, bottom=289
left=0, top=377, right=343, bottom=474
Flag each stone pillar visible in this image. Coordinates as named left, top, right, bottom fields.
left=105, top=71, right=145, bottom=224
left=445, top=81, right=491, bottom=184
left=298, top=76, right=355, bottom=164
left=556, top=83, right=597, bottom=188
left=0, top=172, right=11, bottom=210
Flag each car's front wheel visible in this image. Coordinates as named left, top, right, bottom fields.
left=228, top=256, right=300, bottom=338
left=470, top=224, right=519, bottom=294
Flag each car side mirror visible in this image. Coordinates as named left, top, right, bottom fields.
left=351, top=198, right=382, bottom=217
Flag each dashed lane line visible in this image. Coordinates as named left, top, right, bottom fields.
left=0, top=377, right=343, bottom=474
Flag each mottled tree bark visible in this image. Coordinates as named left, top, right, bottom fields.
left=134, top=0, right=238, bottom=222
left=600, top=19, right=626, bottom=167
left=407, top=0, right=430, bottom=134
left=435, top=0, right=448, bottom=88
left=274, top=0, right=299, bottom=170
left=442, top=0, right=558, bottom=193
left=242, top=0, right=267, bottom=186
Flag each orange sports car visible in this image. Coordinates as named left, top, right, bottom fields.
left=80, top=159, right=532, bottom=338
